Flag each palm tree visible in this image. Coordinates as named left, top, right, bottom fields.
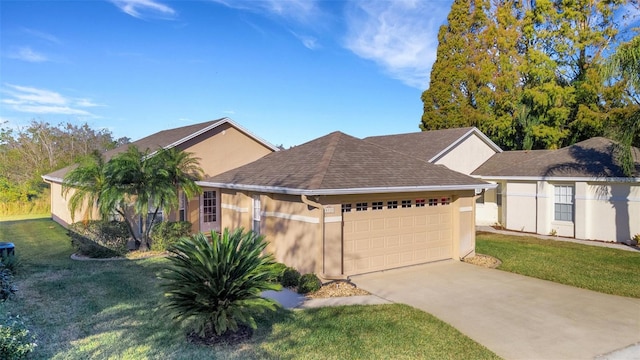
left=64, top=145, right=204, bottom=251
left=62, top=150, right=108, bottom=223
left=603, top=35, right=640, bottom=176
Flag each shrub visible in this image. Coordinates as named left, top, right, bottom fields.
left=0, top=255, right=20, bottom=275
left=0, top=268, right=16, bottom=302
left=160, top=228, right=282, bottom=336
left=281, top=267, right=301, bottom=288
left=0, top=314, right=37, bottom=359
left=150, top=221, right=192, bottom=252
left=270, top=262, right=288, bottom=284
left=69, top=220, right=130, bottom=257
left=298, top=273, right=322, bottom=294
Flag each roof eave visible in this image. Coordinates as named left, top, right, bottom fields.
left=197, top=181, right=496, bottom=195
left=474, top=175, right=640, bottom=182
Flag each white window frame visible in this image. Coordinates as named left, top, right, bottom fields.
left=554, top=185, right=574, bottom=222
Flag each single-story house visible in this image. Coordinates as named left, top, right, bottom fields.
left=471, top=137, right=640, bottom=243
left=199, top=131, right=493, bottom=277
left=42, top=118, right=279, bottom=232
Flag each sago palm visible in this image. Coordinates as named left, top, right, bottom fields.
left=160, top=228, right=281, bottom=336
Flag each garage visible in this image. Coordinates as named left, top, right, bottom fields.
left=342, top=196, right=453, bottom=275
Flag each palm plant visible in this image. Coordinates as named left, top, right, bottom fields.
left=62, top=150, right=108, bottom=222
left=160, top=228, right=281, bottom=336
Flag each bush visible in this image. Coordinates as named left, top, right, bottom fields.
left=298, top=273, right=322, bottom=294
left=150, top=221, right=192, bottom=252
left=0, top=268, right=16, bottom=302
left=281, top=267, right=301, bottom=288
left=0, top=314, right=37, bottom=359
left=160, top=228, right=282, bottom=336
left=270, top=263, right=288, bottom=284
left=69, top=220, right=130, bottom=257
left=0, top=255, right=20, bottom=275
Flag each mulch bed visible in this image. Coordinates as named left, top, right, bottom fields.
left=306, top=280, right=370, bottom=298
left=463, top=254, right=502, bottom=268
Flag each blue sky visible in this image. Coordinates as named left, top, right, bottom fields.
left=0, top=0, right=454, bottom=147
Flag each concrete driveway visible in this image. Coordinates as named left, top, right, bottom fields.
left=351, top=261, right=640, bottom=360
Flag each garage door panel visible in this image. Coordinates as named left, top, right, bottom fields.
left=343, top=198, right=454, bottom=275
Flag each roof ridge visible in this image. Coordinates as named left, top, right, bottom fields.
left=308, top=132, right=342, bottom=189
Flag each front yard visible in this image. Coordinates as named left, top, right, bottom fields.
left=0, top=218, right=498, bottom=359
left=476, top=232, right=640, bottom=298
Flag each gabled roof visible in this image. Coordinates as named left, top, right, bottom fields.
left=43, top=118, right=278, bottom=183
left=201, top=131, right=492, bottom=196
left=364, top=127, right=502, bottom=163
left=473, top=137, right=640, bottom=179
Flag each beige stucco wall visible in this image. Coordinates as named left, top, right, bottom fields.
left=48, top=181, right=101, bottom=227
left=434, top=133, right=498, bottom=175
left=220, top=189, right=252, bottom=231
left=179, top=122, right=273, bottom=178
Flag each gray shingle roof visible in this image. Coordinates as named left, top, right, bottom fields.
left=364, top=127, right=480, bottom=161
left=204, top=131, right=489, bottom=194
left=43, top=118, right=248, bottom=182
left=473, top=137, right=640, bottom=178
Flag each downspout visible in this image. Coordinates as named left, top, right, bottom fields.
left=301, top=195, right=345, bottom=280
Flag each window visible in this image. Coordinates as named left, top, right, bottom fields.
left=428, top=198, right=438, bottom=206
left=356, top=202, right=368, bottom=211
left=554, top=185, right=573, bottom=221
left=252, top=195, right=261, bottom=234
left=387, top=200, right=398, bottom=209
left=178, top=192, right=187, bottom=221
left=342, top=204, right=352, bottom=213
left=441, top=197, right=451, bottom=205
left=415, top=199, right=425, bottom=207
left=203, top=190, right=217, bottom=222
left=372, top=201, right=383, bottom=210
left=401, top=200, right=411, bottom=208
left=496, top=184, right=502, bottom=206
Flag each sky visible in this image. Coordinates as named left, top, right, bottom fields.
left=0, top=0, right=454, bottom=148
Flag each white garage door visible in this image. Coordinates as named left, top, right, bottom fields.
left=343, top=197, right=453, bottom=275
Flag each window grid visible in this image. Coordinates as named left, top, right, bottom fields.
left=356, top=202, right=368, bottom=212
left=342, top=204, right=352, bottom=213
left=203, top=191, right=217, bottom=222
left=415, top=199, right=426, bottom=207
left=401, top=200, right=411, bottom=208
left=554, top=185, right=574, bottom=221
left=441, top=197, right=451, bottom=206
left=387, top=200, right=398, bottom=209
left=372, top=201, right=383, bottom=210
left=428, top=198, right=438, bottom=206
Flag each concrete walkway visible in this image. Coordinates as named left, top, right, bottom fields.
left=478, top=226, right=640, bottom=252
left=262, top=289, right=389, bottom=309
left=352, top=261, right=640, bottom=360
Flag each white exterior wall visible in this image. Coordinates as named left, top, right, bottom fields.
left=579, top=182, right=640, bottom=242
left=476, top=186, right=499, bottom=226
left=505, top=182, right=537, bottom=233
left=435, top=134, right=498, bottom=175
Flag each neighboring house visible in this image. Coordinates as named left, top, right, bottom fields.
left=42, top=118, right=279, bottom=232
left=471, top=137, right=640, bottom=243
left=199, top=131, right=493, bottom=277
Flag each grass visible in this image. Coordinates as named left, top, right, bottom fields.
left=0, top=213, right=50, bottom=222
left=476, top=232, right=640, bottom=298
left=0, top=218, right=499, bottom=359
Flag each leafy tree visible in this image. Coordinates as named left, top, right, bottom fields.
left=160, top=229, right=281, bottom=336
left=63, top=145, right=203, bottom=251
left=603, top=35, right=640, bottom=175
left=421, top=0, right=634, bottom=151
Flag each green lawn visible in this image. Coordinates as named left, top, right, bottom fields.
left=476, top=232, right=640, bottom=298
left=0, top=218, right=499, bottom=359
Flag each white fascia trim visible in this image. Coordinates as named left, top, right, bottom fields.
left=429, top=128, right=503, bottom=163
left=42, top=174, right=62, bottom=183
left=197, top=182, right=497, bottom=195
left=476, top=175, right=640, bottom=183
left=153, top=117, right=280, bottom=155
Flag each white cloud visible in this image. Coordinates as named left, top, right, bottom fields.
left=1, top=84, right=100, bottom=117
left=291, top=31, right=319, bottom=50
left=22, top=28, right=61, bottom=44
left=111, top=0, right=176, bottom=20
left=343, top=1, right=449, bottom=89
left=211, top=0, right=319, bottom=23
left=8, top=47, right=48, bottom=63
